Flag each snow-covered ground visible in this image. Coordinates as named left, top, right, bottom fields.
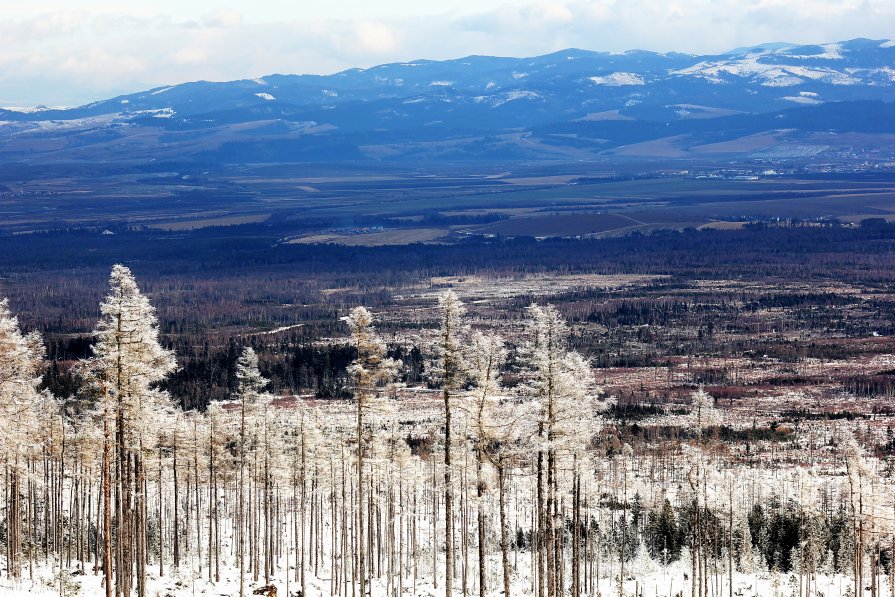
left=0, top=559, right=885, bottom=597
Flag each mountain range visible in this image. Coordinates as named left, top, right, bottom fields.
left=2, top=38, right=894, bottom=164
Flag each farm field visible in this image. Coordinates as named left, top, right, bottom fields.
left=3, top=160, right=895, bottom=241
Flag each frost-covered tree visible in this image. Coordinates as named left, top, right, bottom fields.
left=521, top=304, right=601, bottom=597
left=683, top=388, right=724, bottom=597
left=0, top=297, right=47, bottom=578
left=234, top=347, right=269, bottom=597
left=841, top=431, right=888, bottom=597
left=428, top=290, right=469, bottom=597
left=83, top=264, right=176, bottom=597
left=689, top=388, right=721, bottom=440
left=346, top=307, right=399, bottom=597
left=464, top=331, right=507, bottom=597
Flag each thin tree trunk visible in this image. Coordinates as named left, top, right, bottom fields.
left=476, top=448, right=487, bottom=597
left=444, top=384, right=454, bottom=597
left=498, top=462, right=511, bottom=597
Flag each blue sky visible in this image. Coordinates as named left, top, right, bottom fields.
left=2, top=0, right=893, bottom=106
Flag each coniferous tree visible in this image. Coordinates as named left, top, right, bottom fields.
left=234, top=347, right=269, bottom=597
left=465, top=331, right=507, bottom=597
left=429, top=290, right=469, bottom=597
left=0, top=297, right=47, bottom=579
left=83, top=264, right=176, bottom=597
left=521, top=304, right=601, bottom=597
left=346, top=307, right=399, bottom=597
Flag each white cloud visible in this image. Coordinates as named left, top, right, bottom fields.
left=202, top=9, right=244, bottom=28
left=354, top=21, right=401, bottom=54
left=0, top=0, right=892, bottom=105
left=533, top=2, right=575, bottom=25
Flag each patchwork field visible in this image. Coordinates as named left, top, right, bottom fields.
left=3, top=160, right=893, bottom=246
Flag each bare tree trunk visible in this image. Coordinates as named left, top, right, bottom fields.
left=158, top=443, right=164, bottom=579
left=728, top=497, right=733, bottom=597
left=444, top=384, right=454, bottom=597
left=173, top=435, right=179, bottom=569
left=572, top=464, right=580, bottom=597
left=498, top=462, right=511, bottom=597
left=537, top=424, right=545, bottom=597
left=301, top=420, right=307, bottom=597
left=238, top=396, right=247, bottom=597
left=103, top=406, right=113, bottom=597
left=476, top=448, right=487, bottom=597
left=118, top=408, right=133, bottom=597
left=9, top=466, right=20, bottom=579
left=135, top=450, right=146, bottom=597
left=546, top=450, right=556, bottom=597
left=358, top=392, right=367, bottom=597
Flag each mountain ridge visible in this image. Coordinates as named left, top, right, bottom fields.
left=1, top=38, right=893, bottom=164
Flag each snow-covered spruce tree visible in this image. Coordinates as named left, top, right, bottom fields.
left=345, top=307, right=399, bottom=597
left=234, top=346, right=270, bottom=597
left=427, top=290, right=469, bottom=597
left=689, top=388, right=721, bottom=441
left=83, top=264, right=176, bottom=597
left=521, top=304, right=601, bottom=597
left=685, top=388, right=723, bottom=597
left=842, top=431, right=887, bottom=597
left=464, top=331, right=508, bottom=597
left=0, top=297, right=48, bottom=579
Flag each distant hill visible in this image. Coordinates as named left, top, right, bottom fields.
left=1, top=38, right=893, bottom=164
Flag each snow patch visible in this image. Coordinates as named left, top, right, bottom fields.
left=674, top=56, right=859, bottom=86
left=1, top=105, right=67, bottom=113
left=258, top=323, right=303, bottom=336
left=475, top=90, right=542, bottom=107
left=782, top=65, right=859, bottom=85
left=869, top=67, right=895, bottom=81
left=589, top=72, right=645, bottom=86
left=429, top=80, right=453, bottom=87
left=782, top=95, right=822, bottom=104
left=255, top=92, right=276, bottom=101
left=881, top=40, right=895, bottom=48
left=512, top=72, right=528, bottom=80
left=151, top=86, right=174, bottom=95
left=130, top=108, right=175, bottom=118
left=799, top=91, right=819, bottom=97
left=252, top=77, right=268, bottom=85
left=760, top=71, right=804, bottom=87
left=504, top=90, right=540, bottom=101
left=492, top=90, right=541, bottom=106
left=786, top=43, right=843, bottom=60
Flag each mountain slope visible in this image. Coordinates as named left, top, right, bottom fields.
left=1, top=38, right=893, bottom=164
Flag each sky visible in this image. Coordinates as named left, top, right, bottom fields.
left=2, top=0, right=893, bottom=106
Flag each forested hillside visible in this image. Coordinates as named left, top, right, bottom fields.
left=1, top=257, right=894, bottom=597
